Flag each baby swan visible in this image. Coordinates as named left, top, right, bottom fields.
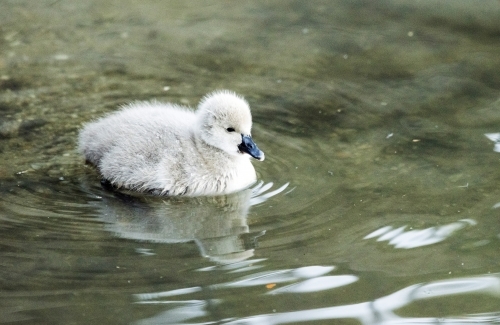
left=78, top=90, right=264, bottom=196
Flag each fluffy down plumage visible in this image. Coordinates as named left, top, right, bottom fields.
left=78, top=90, right=264, bottom=196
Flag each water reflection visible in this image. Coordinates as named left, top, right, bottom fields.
left=94, top=182, right=288, bottom=264
left=135, top=265, right=341, bottom=301
left=485, top=133, right=500, bottom=152
left=134, top=270, right=500, bottom=325
left=134, top=263, right=357, bottom=324
left=220, top=265, right=337, bottom=288
left=364, top=219, right=477, bottom=249
left=266, top=275, right=358, bottom=295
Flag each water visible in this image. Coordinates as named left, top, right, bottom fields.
left=1, top=1, right=500, bottom=324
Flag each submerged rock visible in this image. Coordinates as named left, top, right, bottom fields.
left=0, top=118, right=47, bottom=138
left=0, top=120, right=21, bottom=138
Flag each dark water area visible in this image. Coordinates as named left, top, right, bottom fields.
left=1, top=1, right=500, bottom=324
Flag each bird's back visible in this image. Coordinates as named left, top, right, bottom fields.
left=79, top=102, right=195, bottom=165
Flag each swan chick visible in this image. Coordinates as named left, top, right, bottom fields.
left=78, top=90, right=265, bottom=196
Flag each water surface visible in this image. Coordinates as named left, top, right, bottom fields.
left=1, top=1, right=500, bottom=324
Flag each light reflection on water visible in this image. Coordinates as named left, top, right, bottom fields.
left=485, top=133, right=500, bottom=153
left=364, top=219, right=477, bottom=249
left=134, top=266, right=500, bottom=325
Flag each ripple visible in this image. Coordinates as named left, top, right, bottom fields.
left=266, top=275, right=358, bottom=295
left=0, top=175, right=102, bottom=233
left=364, top=219, right=477, bottom=249
left=133, top=264, right=500, bottom=325
left=485, top=133, right=500, bottom=152
left=0, top=173, right=137, bottom=293
left=221, top=265, right=336, bottom=288
left=135, top=263, right=349, bottom=302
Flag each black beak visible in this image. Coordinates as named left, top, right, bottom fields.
left=238, top=134, right=265, bottom=161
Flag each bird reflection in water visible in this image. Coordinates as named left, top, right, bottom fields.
left=93, top=181, right=289, bottom=264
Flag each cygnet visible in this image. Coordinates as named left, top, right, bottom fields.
left=78, top=90, right=265, bottom=196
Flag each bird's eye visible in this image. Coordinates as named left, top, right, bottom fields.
left=226, top=127, right=235, bottom=132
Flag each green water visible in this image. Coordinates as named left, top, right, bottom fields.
left=1, top=1, right=500, bottom=324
